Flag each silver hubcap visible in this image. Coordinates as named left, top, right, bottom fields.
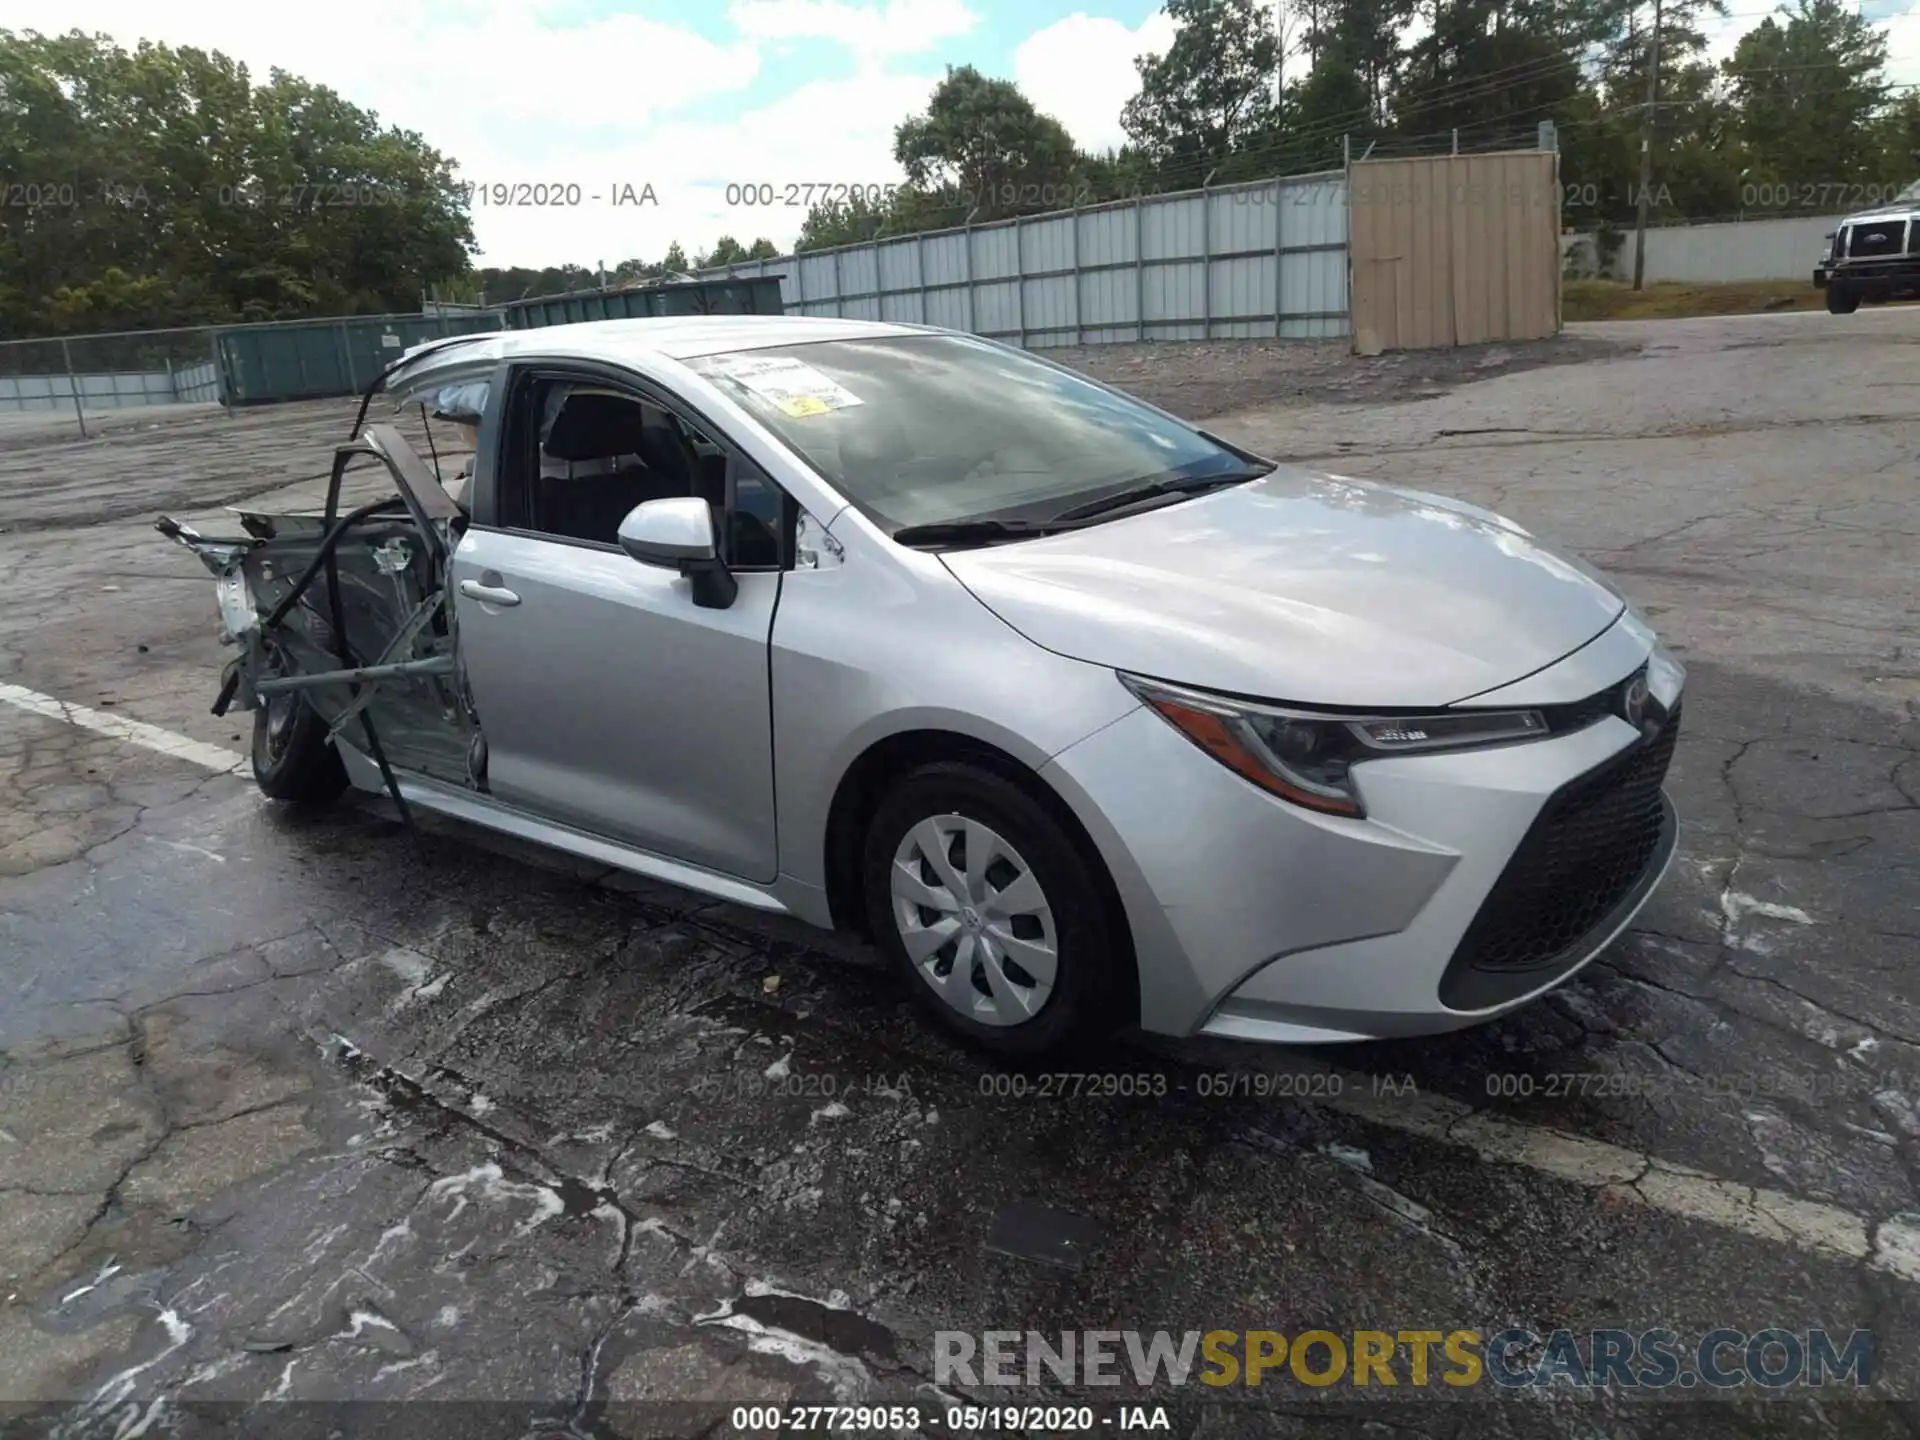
left=890, top=814, right=1057, bottom=1027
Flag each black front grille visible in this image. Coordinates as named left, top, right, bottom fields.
left=1447, top=710, right=1680, bottom=985
left=1846, top=222, right=1906, bottom=259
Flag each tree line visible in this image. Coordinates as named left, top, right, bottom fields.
left=0, top=29, right=788, bottom=335
left=457, top=237, right=783, bottom=309
left=4, top=3, right=1917, bottom=338
left=796, top=0, right=1918, bottom=251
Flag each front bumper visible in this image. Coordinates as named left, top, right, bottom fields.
left=1041, top=622, right=1685, bottom=1043
left=1824, top=258, right=1920, bottom=293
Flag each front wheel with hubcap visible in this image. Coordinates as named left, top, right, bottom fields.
left=861, top=761, right=1125, bottom=1056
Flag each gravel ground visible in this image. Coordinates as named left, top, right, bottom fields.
left=1057, top=333, right=1629, bottom=416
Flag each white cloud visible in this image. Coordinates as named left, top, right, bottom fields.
left=5, top=0, right=961, bottom=265
left=13, top=1, right=762, bottom=144
left=1700, top=0, right=1920, bottom=89
left=1013, top=10, right=1177, bottom=154
left=1880, top=3, right=1920, bottom=88
left=471, top=70, right=943, bottom=269
left=728, top=0, right=978, bottom=58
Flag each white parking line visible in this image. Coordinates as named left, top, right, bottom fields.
left=6, top=680, right=1915, bottom=1283
left=1323, top=1076, right=1919, bottom=1282
left=0, top=682, right=244, bottom=774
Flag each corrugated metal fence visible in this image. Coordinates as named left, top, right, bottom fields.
left=696, top=169, right=1351, bottom=346
left=0, top=357, right=220, bottom=413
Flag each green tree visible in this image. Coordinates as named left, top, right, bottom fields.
left=1122, top=0, right=1283, bottom=174
left=795, top=188, right=898, bottom=251
left=1870, top=91, right=1920, bottom=183
left=1284, top=63, right=1374, bottom=169
left=894, top=65, right=1083, bottom=221
left=0, top=28, right=474, bottom=335
left=469, top=264, right=597, bottom=301
left=1312, top=0, right=1416, bottom=130
left=699, top=235, right=782, bottom=266
left=1080, top=145, right=1159, bottom=201
left=1727, top=0, right=1889, bottom=196
left=1395, top=0, right=1581, bottom=141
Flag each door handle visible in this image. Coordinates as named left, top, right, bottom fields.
left=458, top=578, right=521, bottom=607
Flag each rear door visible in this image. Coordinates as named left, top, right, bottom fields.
left=451, top=365, right=788, bottom=882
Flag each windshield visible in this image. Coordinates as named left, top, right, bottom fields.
left=686, top=334, right=1249, bottom=530
left=1897, top=179, right=1920, bottom=203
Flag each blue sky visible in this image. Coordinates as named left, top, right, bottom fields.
left=8, top=0, right=1920, bottom=269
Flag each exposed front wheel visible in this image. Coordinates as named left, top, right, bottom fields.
left=1827, top=283, right=1860, bottom=314
left=251, top=679, right=348, bottom=807
left=861, top=761, right=1126, bottom=1056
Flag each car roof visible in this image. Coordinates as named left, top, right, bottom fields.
left=386, top=314, right=931, bottom=392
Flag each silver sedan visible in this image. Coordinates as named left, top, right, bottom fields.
left=162, top=316, right=1684, bottom=1056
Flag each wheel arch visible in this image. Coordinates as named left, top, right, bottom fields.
left=820, top=727, right=1141, bottom=1024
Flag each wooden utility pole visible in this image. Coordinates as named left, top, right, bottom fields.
left=1275, top=0, right=1288, bottom=107
left=1632, top=0, right=1662, bottom=290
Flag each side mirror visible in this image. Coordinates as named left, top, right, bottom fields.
left=617, top=496, right=737, bottom=609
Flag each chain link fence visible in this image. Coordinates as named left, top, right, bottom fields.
left=0, top=327, right=222, bottom=438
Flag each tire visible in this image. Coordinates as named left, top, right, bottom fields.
left=861, top=760, right=1126, bottom=1057
left=1827, top=283, right=1860, bottom=314
left=251, top=688, right=349, bottom=806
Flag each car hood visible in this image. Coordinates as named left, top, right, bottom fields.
left=939, top=468, right=1625, bottom=708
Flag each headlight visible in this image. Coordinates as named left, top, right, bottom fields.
left=1120, top=674, right=1548, bottom=819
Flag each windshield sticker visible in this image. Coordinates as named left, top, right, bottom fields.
left=707, top=355, right=863, bottom=419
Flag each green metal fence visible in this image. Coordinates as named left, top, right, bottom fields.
left=498, top=276, right=786, bottom=330
left=216, top=311, right=506, bottom=406
left=10, top=279, right=794, bottom=434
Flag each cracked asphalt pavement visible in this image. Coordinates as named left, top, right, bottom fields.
left=1, top=310, right=1917, bottom=1438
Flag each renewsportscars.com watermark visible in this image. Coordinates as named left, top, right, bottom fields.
left=935, top=1328, right=1874, bottom=1390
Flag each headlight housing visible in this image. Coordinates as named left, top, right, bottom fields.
left=1120, top=674, right=1549, bottom=819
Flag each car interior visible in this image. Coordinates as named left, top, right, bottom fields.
left=535, top=387, right=718, bottom=542
left=518, top=383, right=785, bottom=567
